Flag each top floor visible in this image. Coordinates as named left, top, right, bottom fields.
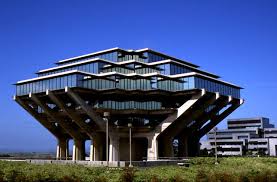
left=227, top=117, right=274, bottom=129
left=15, top=48, right=242, bottom=98
left=55, top=47, right=199, bottom=67
left=207, top=117, right=276, bottom=140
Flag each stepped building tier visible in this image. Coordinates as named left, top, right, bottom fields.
left=14, top=47, right=243, bottom=161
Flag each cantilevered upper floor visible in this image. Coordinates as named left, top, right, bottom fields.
left=15, top=48, right=242, bottom=98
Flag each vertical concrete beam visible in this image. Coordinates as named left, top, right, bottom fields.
left=56, top=138, right=68, bottom=160
left=160, top=136, right=174, bottom=158
left=93, top=134, right=104, bottom=161
left=88, top=134, right=104, bottom=161
left=73, top=140, right=85, bottom=161
left=90, top=140, right=94, bottom=161
left=187, top=136, right=200, bottom=157
left=178, top=134, right=188, bottom=157
left=109, top=136, right=120, bottom=161
left=147, top=134, right=159, bottom=160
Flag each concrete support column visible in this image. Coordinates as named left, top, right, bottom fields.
left=109, top=136, right=119, bottom=161
left=89, top=139, right=94, bottom=161
left=90, top=134, right=103, bottom=161
left=147, top=134, right=158, bottom=160
left=187, top=136, right=200, bottom=157
left=178, top=136, right=188, bottom=157
left=72, top=140, right=85, bottom=161
left=161, top=136, right=174, bottom=158
left=56, top=138, right=68, bottom=160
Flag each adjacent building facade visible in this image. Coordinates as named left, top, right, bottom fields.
left=14, top=47, right=243, bottom=161
left=201, top=117, right=277, bottom=156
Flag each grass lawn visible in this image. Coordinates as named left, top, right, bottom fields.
left=0, top=157, right=277, bottom=182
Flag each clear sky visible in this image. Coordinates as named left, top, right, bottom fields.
left=0, top=0, right=277, bottom=152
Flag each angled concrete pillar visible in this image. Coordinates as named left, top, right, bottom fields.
left=14, top=96, right=64, bottom=139
left=147, top=134, right=159, bottom=160
left=56, top=138, right=68, bottom=160
left=198, top=98, right=244, bottom=138
left=109, top=136, right=119, bottom=161
left=29, top=93, right=84, bottom=141
left=65, top=87, right=105, bottom=130
left=154, top=89, right=206, bottom=138
left=73, top=140, right=85, bottom=161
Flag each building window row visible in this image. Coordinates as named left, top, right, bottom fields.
left=96, top=100, right=162, bottom=110
left=58, top=51, right=118, bottom=66
left=16, top=75, right=78, bottom=95
left=17, top=74, right=240, bottom=98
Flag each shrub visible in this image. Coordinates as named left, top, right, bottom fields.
left=0, top=170, right=4, bottom=182
left=59, top=175, right=81, bottom=182
left=168, top=175, right=187, bottom=182
left=120, top=167, right=135, bottom=182
left=213, top=172, right=235, bottom=182
left=195, top=169, right=208, bottom=182
left=251, top=170, right=277, bottom=182
left=94, top=176, right=108, bottom=182
left=5, top=170, right=19, bottom=182
left=149, top=175, right=161, bottom=182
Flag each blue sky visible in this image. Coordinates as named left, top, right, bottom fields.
left=0, top=0, right=277, bottom=152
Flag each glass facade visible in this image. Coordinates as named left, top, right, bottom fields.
left=118, top=53, right=145, bottom=62
left=17, top=73, right=240, bottom=98
left=16, top=74, right=79, bottom=95
left=99, top=101, right=162, bottom=110
left=157, top=63, right=192, bottom=75
left=58, top=51, right=118, bottom=66
left=16, top=48, right=242, bottom=110
left=38, top=62, right=100, bottom=77
left=145, top=52, right=168, bottom=63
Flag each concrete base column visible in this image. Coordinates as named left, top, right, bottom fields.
left=147, top=134, right=158, bottom=160
left=178, top=136, right=188, bottom=157
left=89, top=139, right=94, bottom=161
left=161, top=137, right=174, bottom=158
left=56, top=138, right=68, bottom=160
left=109, top=136, right=119, bottom=161
left=72, top=140, right=85, bottom=161
left=90, top=134, right=103, bottom=161
left=187, top=136, right=200, bottom=157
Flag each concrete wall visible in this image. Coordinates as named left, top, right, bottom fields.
left=268, top=138, right=277, bottom=156
left=27, top=159, right=189, bottom=167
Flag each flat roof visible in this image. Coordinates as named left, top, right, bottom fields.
left=227, top=117, right=269, bottom=122
left=57, top=47, right=120, bottom=64
left=55, top=47, right=199, bottom=68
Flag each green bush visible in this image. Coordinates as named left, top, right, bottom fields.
left=120, top=167, right=135, bottom=182
left=195, top=169, right=209, bottom=182
left=0, top=170, right=4, bottom=182
left=149, top=175, right=161, bottom=182
left=94, top=175, right=108, bottom=182
left=59, top=175, right=81, bottom=182
left=168, top=175, right=187, bottom=182
left=0, top=157, right=277, bottom=182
